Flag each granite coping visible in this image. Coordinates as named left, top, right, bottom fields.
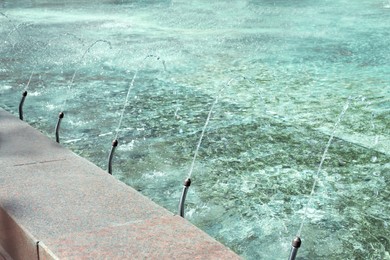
left=0, top=109, right=241, bottom=259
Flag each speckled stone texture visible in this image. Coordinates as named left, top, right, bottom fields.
left=0, top=109, right=241, bottom=260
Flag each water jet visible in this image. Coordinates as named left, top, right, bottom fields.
left=56, top=39, right=112, bottom=143
left=290, top=97, right=351, bottom=258
left=16, top=33, right=85, bottom=121
left=178, top=76, right=256, bottom=218
left=107, top=54, right=166, bottom=174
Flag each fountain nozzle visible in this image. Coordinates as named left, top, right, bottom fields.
left=184, top=178, right=191, bottom=187
left=19, top=91, right=28, bottom=120
left=55, top=112, right=64, bottom=143
left=288, top=236, right=301, bottom=260
left=178, top=178, right=191, bottom=218
left=108, top=139, right=119, bottom=175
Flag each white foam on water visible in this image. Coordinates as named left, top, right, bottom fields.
left=63, top=138, right=83, bottom=144
left=67, top=119, right=88, bottom=127
left=45, top=103, right=58, bottom=111
left=117, top=140, right=136, bottom=152
left=98, top=131, right=113, bottom=137
left=142, top=170, right=166, bottom=180
left=28, top=91, right=41, bottom=96
left=0, top=85, right=12, bottom=91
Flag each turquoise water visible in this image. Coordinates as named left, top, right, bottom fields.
left=1, top=1, right=389, bottom=259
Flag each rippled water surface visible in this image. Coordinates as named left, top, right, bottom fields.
left=1, top=1, right=389, bottom=259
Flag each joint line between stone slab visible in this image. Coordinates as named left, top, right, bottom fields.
left=37, top=241, right=60, bottom=260
left=13, top=158, right=67, bottom=167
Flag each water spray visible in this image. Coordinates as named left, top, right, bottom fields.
left=0, top=12, right=24, bottom=40
left=178, top=76, right=247, bottom=218
left=55, top=39, right=112, bottom=143
left=16, top=32, right=85, bottom=121
left=1, top=13, right=52, bottom=53
left=288, top=97, right=351, bottom=259
left=20, top=33, right=84, bottom=121
left=1, top=13, right=35, bottom=120
left=177, top=92, right=219, bottom=217
left=107, top=54, right=166, bottom=174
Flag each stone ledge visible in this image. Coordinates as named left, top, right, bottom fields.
left=0, top=109, right=240, bottom=259
left=0, top=207, right=37, bottom=260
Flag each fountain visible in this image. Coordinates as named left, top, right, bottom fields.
left=288, top=98, right=351, bottom=259
left=17, top=33, right=85, bottom=121
left=55, top=39, right=112, bottom=143
left=178, top=76, right=265, bottom=218
left=108, top=54, right=166, bottom=174
left=0, top=2, right=389, bottom=259
left=1, top=12, right=32, bottom=121
left=0, top=11, right=23, bottom=40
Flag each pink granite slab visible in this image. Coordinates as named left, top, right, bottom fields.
left=0, top=158, right=172, bottom=239
left=38, top=215, right=240, bottom=260
left=0, top=110, right=74, bottom=167
left=0, top=207, right=38, bottom=259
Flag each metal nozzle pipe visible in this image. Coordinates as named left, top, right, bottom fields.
left=178, top=178, right=191, bottom=218
left=19, top=91, right=28, bottom=120
left=55, top=112, right=64, bottom=143
left=288, top=236, right=301, bottom=260
left=108, top=139, right=119, bottom=175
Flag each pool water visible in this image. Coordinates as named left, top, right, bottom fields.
left=1, top=1, right=389, bottom=259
